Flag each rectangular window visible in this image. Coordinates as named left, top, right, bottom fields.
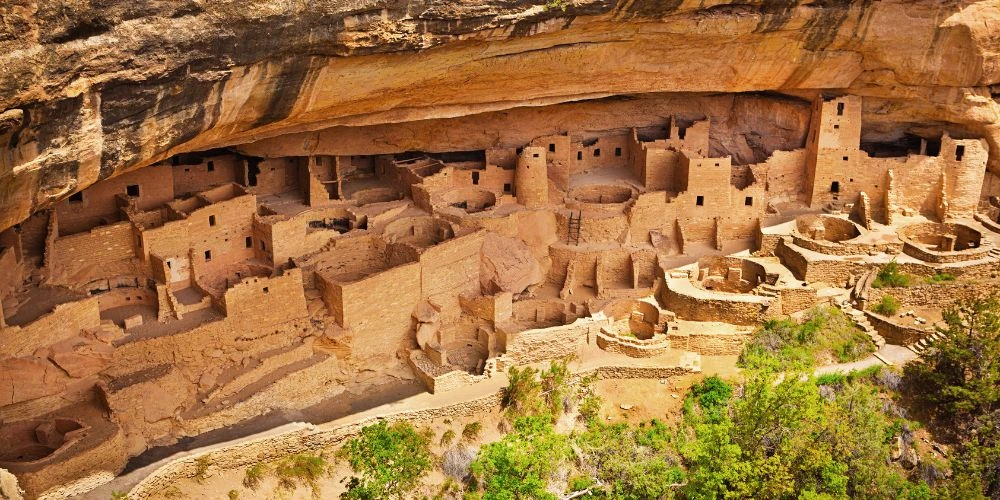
left=204, top=250, right=212, bottom=261
left=503, top=183, right=512, bottom=194
left=68, top=192, right=84, bottom=204
left=614, top=147, right=622, bottom=157
left=549, top=144, right=555, bottom=153
left=594, top=149, right=601, bottom=157
left=209, top=215, right=216, bottom=226
left=245, top=236, right=252, bottom=248
left=577, top=151, right=583, bottom=161
left=956, top=145, right=965, bottom=161
left=696, top=195, right=704, bottom=206
left=207, top=161, right=215, bottom=172
left=532, top=153, right=540, bottom=158
left=834, top=124, right=840, bottom=129
left=472, top=172, right=480, bottom=185
left=745, top=197, right=753, bottom=206
left=831, top=181, right=840, bottom=193
left=837, top=102, right=845, bottom=115
left=126, top=184, right=140, bottom=197
left=843, top=156, right=849, bottom=161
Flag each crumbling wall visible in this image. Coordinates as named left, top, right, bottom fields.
left=319, top=262, right=421, bottom=359
left=0, top=297, right=100, bottom=358
left=171, top=155, right=241, bottom=196
left=219, top=269, right=308, bottom=332
left=48, top=222, right=136, bottom=285
left=54, top=165, right=174, bottom=237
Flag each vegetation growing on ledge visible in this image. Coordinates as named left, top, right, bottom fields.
left=872, top=294, right=902, bottom=316
left=925, top=271, right=957, bottom=284
left=873, top=261, right=915, bottom=288
left=739, top=306, right=875, bottom=368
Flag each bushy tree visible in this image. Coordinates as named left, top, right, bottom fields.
left=904, top=297, right=1000, bottom=497
left=339, top=421, right=432, bottom=499
left=469, top=415, right=570, bottom=499
left=681, top=367, right=922, bottom=499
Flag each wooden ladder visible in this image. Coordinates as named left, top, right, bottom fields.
left=567, top=211, right=581, bottom=246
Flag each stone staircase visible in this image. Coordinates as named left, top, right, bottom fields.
left=834, top=299, right=886, bottom=348
left=754, top=283, right=781, bottom=299
left=907, top=327, right=948, bottom=355
left=988, top=247, right=1000, bottom=260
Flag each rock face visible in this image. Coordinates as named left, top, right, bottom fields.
left=1, top=0, right=999, bottom=231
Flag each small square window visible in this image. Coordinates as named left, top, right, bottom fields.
left=503, top=183, right=512, bottom=194
left=843, top=156, right=849, bottom=161
left=714, top=162, right=720, bottom=167
left=834, top=124, right=840, bottom=129
left=126, top=184, right=140, bottom=197
left=532, top=153, right=540, bottom=158
left=594, top=149, right=601, bottom=157
left=549, top=144, right=555, bottom=153
left=263, top=287, right=269, bottom=294
left=245, top=236, right=253, bottom=248
left=577, top=151, right=583, bottom=161
left=614, top=147, right=622, bottom=157
left=68, top=192, right=84, bottom=203
left=184, top=168, right=190, bottom=172
left=696, top=195, right=704, bottom=206
left=204, top=250, right=212, bottom=261
left=207, top=161, right=215, bottom=172
left=745, top=196, right=753, bottom=206
left=209, top=215, right=216, bottom=226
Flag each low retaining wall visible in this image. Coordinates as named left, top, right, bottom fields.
left=864, top=311, right=931, bottom=345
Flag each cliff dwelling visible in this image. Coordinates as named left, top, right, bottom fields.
left=1, top=1, right=1000, bottom=498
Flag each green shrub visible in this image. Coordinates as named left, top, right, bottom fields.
left=688, top=376, right=733, bottom=423
left=243, top=463, right=266, bottom=490
left=440, top=429, right=456, bottom=447
left=814, top=373, right=847, bottom=386
left=462, top=421, right=482, bottom=441
left=227, top=490, right=239, bottom=500
left=926, top=272, right=956, bottom=284
left=193, top=455, right=211, bottom=483
left=873, top=261, right=913, bottom=288
left=110, top=492, right=128, bottom=500
left=578, top=393, right=602, bottom=422
left=871, top=294, right=901, bottom=316
left=274, top=454, right=327, bottom=494
left=340, top=421, right=432, bottom=499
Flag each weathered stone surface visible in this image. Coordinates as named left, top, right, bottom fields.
left=1, top=1, right=999, bottom=231
left=0, top=358, right=69, bottom=406
left=480, top=233, right=544, bottom=295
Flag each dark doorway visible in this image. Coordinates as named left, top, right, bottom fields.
left=831, top=181, right=840, bottom=193
left=246, top=158, right=262, bottom=187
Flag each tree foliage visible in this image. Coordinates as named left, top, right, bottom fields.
left=339, top=421, right=432, bottom=499
left=904, top=297, right=1000, bottom=497
left=469, top=415, right=570, bottom=499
